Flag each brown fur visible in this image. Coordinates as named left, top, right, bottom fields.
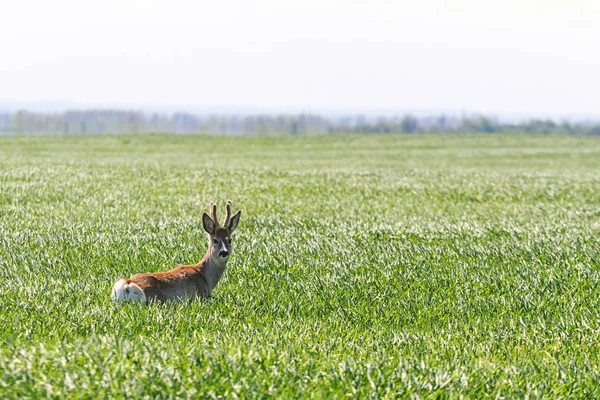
left=128, top=262, right=212, bottom=302
left=120, top=202, right=241, bottom=303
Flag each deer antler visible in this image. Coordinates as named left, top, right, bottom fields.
left=223, top=200, right=232, bottom=228
left=209, top=202, right=220, bottom=227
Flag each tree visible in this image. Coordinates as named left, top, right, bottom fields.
left=400, top=115, right=418, bottom=133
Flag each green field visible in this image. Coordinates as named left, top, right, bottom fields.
left=1, top=133, right=600, bottom=398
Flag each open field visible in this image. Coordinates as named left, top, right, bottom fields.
left=1, top=133, right=600, bottom=398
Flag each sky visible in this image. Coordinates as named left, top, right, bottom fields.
left=1, top=0, right=599, bottom=117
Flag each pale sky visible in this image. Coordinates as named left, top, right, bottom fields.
left=1, top=0, right=599, bottom=116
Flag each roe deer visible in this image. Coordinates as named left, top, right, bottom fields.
left=112, top=201, right=241, bottom=303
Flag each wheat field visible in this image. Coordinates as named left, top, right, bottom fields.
left=1, top=133, right=600, bottom=398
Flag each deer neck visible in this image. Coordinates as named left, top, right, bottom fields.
left=198, top=251, right=228, bottom=293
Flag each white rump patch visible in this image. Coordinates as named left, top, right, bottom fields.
left=112, top=279, right=146, bottom=303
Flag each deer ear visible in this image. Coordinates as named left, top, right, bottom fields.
left=202, top=213, right=216, bottom=234
left=228, top=210, right=241, bottom=233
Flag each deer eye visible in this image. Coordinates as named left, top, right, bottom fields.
left=213, top=239, right=218, bottom=244
left=227, top=238, right=231, bottom=244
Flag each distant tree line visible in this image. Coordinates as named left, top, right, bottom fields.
left=0, top=110, right=599, bottom=135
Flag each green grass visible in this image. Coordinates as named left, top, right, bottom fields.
left=1, top=133, right=600, bottom=398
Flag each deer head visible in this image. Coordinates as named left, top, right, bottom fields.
left=202, top=201, right=242, bottom=260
